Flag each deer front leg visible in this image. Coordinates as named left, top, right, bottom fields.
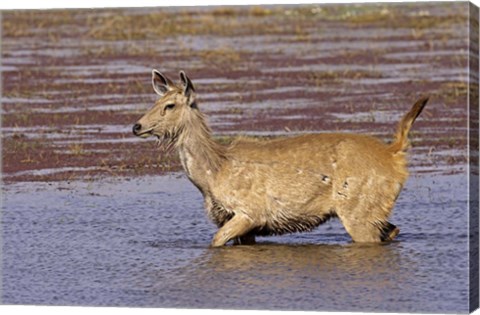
left=233, top=233, right=256, bottom=245
left=211, top=214, right=255, bottom=247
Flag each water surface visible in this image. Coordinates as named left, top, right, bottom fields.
left=2, top=171, right=470, bottom=312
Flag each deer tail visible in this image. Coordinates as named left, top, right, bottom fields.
left=388, top=96, right=429, bottom=153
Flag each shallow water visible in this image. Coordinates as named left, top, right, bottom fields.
left=2, top=170, right=471, bottom=312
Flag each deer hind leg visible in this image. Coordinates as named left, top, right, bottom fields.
left=336, top=178, right=402, bottom=242
left=377, top=221, right=400, bottom=241
left=336, top=195, right=399, bottom=242
left=337, top=191, right=400, bottom=243
left=340, top=216, right=400, bottom=242
left=211, top=214, right=256, bottom=247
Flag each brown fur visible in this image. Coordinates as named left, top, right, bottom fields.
left=133, top=70, right=429, bottom=247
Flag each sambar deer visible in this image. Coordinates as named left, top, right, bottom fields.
left=133, top=70, right=429, bottom=247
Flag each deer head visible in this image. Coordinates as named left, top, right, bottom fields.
left=132, top=70, right=197, bottom=143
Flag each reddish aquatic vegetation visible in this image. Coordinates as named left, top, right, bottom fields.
left=1, top=3, right=472, bottom=182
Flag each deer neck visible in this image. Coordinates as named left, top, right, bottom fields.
left=176, top=112, right=226, bottom=194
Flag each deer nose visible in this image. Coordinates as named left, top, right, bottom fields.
left=132, top=123, right=142, bottom=135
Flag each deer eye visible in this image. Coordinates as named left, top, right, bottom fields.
left=165, top=104, right=175, bottom=110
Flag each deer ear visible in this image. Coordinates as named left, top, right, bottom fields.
left=152, top=70, right=173, bottom=96
left=179, top=70, right=195, bottom=98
